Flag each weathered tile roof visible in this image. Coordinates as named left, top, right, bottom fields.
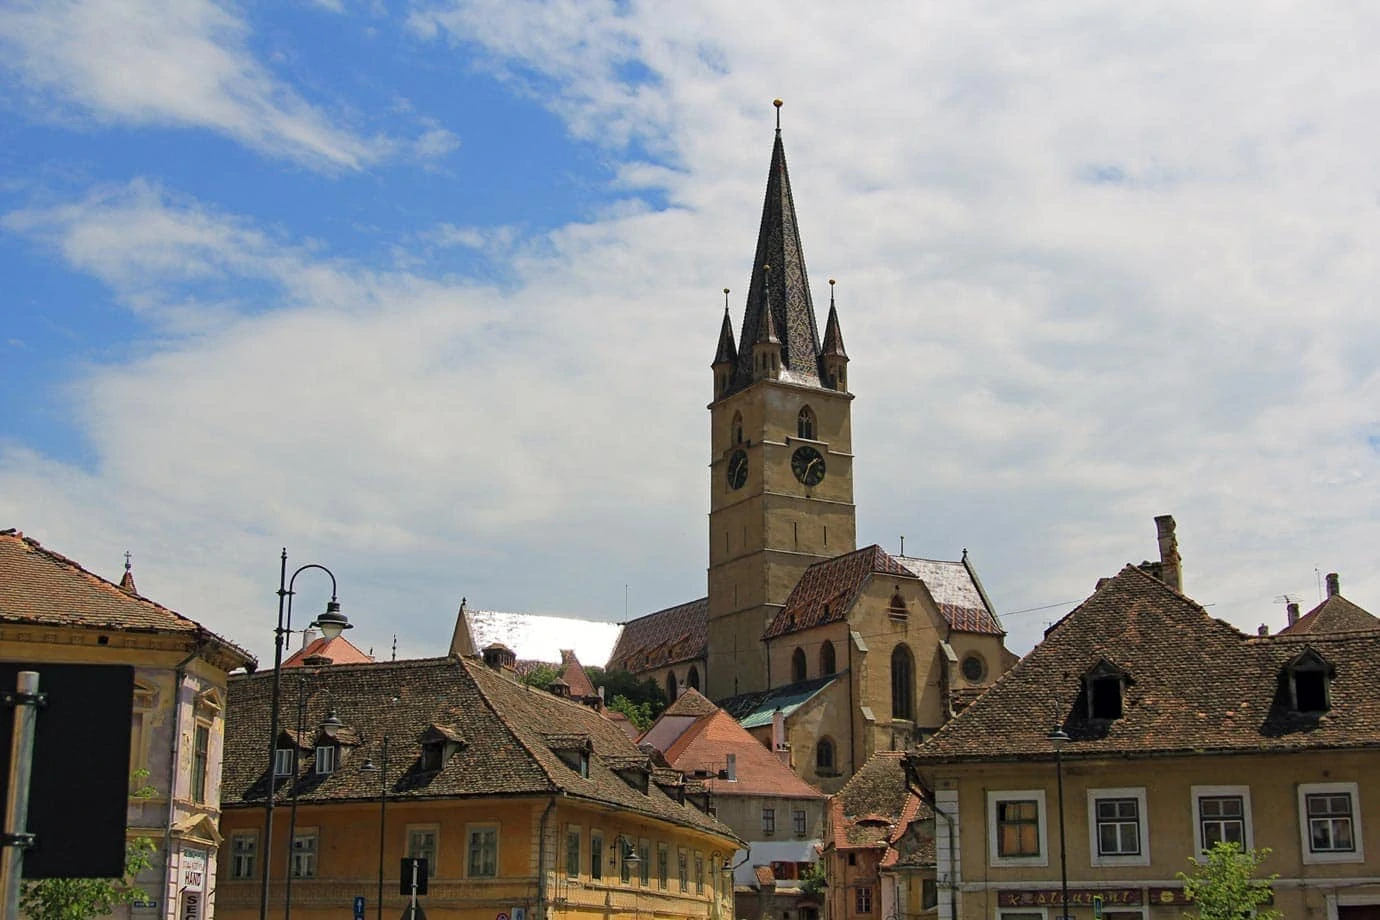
left=0, top=529, right=254, bottom=668
left=826, top=752, right=931, bottom=866
left=764, top=546, right=911, bottom=640
left=222, top=656, right=739, bottom=842
left=663, top=688, right=720, bottom=718
left=716, top=675, right=837, bottom=728
left=910, top=565, right=1380, bottom=765
left=283, top=635, right=373, bottom=668
left=1279, top=594, right=1379, bottom=636
left=559, top=649, right=599, bottom=699
left=896, top=555, right=1004, bottom=636
left=607, top=597, right=708, bottom=672
left=645, top=690, right=825, bottom=800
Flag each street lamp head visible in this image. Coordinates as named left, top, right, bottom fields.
left=321, top=709, right=343, bottom=736
left=1048, top=727, right=1070, bottom=751
left=360, top=757, right=378, bottom=773
left=311, top=600, right=352, bottom=639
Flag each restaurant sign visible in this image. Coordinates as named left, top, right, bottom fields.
left=997, top=889, right=1142, bottom=908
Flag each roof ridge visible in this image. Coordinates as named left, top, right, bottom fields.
left=461, top=657, right=565, bottom=794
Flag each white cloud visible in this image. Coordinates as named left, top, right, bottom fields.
left=0, top=0, right=403, bottom=171
left=5, top=0, right=1380, bottom=661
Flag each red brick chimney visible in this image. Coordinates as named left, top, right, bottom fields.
left=1154, top=515, right=1182, bottom=592
left=1287, top=602, right=1300, bottom=627
left=1326, top=572, right=1340, bottom=597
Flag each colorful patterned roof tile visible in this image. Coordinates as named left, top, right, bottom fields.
left=607, top=597, right=708, bottom=673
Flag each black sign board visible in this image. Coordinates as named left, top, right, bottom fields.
left=0, top=663, right=134, bottom=878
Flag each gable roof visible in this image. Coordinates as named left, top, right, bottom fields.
left=1279, top=594, right=1380, bottom=636
left=764, top=546, right=913, bottom=640
left=0, top=529, right=254, bottom=669
left=283, top=634, right=373, bottom=668
left=895, top=555, right=1004, bottom=635
left=717, top=674, right=838, bottom=729
left=827, top=752, right=931, bottom=866
left=607, top=597, right=708, bottom=673
left=910, top=565, right=1380, bottom=765
left=223, top=656, right=739, bottom=842
left=559, top=649, right=599, bottom=699
left=641, top=690, right=824, bottom=801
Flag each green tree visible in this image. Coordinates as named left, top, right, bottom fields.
left=586, top=668, right=667, bottom=722
left=799, top=860, right=827, bottom=900
left=607, top=694, right=659, bottom=731
left=521, top=663, right=561, bottom=691
left=1176, top=842, right=1282, bottom=920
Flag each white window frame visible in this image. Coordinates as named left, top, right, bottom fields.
left=1191, top=785, right=1254, bottom=853
left=406, top=824, right=439, bottom=878
left=314, top=745, right=336, bottom=775
left=290, top=829, right=318, bottom=879
left=1298, top=782, right=1364, bottom=865
left=1087, top=787, right=1150, bottom=867
left=466, top=823, right=499, bottom=878
left=987, top=789, right=1048, bottom=868
left=230, top=831, right=257, bottom=880
left=565, top=824, right=581, bottom=879
left=273, top=747, right=293, bottom=777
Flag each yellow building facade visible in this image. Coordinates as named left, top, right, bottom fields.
left=907, top=543, right=1380, bottom=920
left=218, top=654, right=741, bottom=920
left=0, top=529, right=254, bottom=920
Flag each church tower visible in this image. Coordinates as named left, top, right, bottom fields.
left=706, top=102, right=856, bottom=699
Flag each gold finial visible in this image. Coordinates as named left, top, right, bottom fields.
left=773, top=98, right=783, bottom=131
left=829, top=278, right=836, bottom=305
left=762, top=263, right=771, bottom=273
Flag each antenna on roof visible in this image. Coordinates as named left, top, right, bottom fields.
left=391, top=634, right=397, bottom=661
left=899, top=536, right=904, bottom=557
left=773, top=98, right=782, bottom=132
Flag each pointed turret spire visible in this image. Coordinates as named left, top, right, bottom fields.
left=821, top=278, right=849, bottom=392
left=712, top=288, right=738, bottom=399
left=729, top=99, right=824, bottom=392
left=119, top=551, right=138, bottom=595
left=752, top=265, right=783, bottom=380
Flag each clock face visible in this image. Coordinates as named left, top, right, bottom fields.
left=726, top=449, right=749, bottom=490
left=791, top=445, right=826, bottom=486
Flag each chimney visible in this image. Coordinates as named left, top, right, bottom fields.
left=1257, top=624, right=1268, bottom=637
left=1154, top=515, right=1181, bottom=592
left=771, top=708, right=790, bottom=765
left=481, top=643, right=516, bottom=671
left=725, top=753, right=737, bottom=782
left=1287, top=602, right=1300, bottom=626
left=301, top=627, right=319, bottom=650
left=1326, top=572, right=1340, bottom=597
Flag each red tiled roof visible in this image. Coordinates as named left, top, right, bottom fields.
left=826, top=752, right=931, bottom=867
left=1279, top=594, right=1379, bottom=636
left=754, top=865, right=776, bottom=887
left=911, top=565, right=1380, bottom=764
left=608, top=597, right=708, bottom=672
left=0, top=529, right=254, bottom=668
left=646, top=692, right=825, bottom=800
left=283, top=635, right=373, bottom=667
left=559, top=649, right=599, bottom=698
left=764, top=546, right=911, bottom=640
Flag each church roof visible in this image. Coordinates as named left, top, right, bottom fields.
left=451, top=607, right=621, bottom=667
left=712, top=307, right=738, bottom=366
left=716, top=674, right=838, bottom=728
left=728, top=125, right=824, bottom=394
left=909, top=565, right=1380, bottom=765
left=607, top=597, right=708, bottom=673
left=762, top=545, right=912, bottom=639
left=1278, top=592, right=1379, bottom=636
left=895, top=555, right=1004, bottom=635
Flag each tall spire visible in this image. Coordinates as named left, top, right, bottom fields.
left=821, top=279, right=847, bottom=358
left=713, top=289, right=738, bottom=366
left=730, top=99, right=823, bottom=392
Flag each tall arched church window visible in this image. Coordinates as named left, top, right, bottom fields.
left=687, top=666, right=701, bottom=692
left=732, top=412, right=744, bottom=445
left=797, top=406, right=816, bottom=440
left=891, top=644, right=915, bottom=721
left=665, top=672, right=678, bottom=703
left=816, top=737, right=835, bottom=772
left=791, top=648, right=807, bottom=683
left=820, top=641, right=837, bottom=676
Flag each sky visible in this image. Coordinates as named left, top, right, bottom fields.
left=2, top=0, right=1378, bottom=666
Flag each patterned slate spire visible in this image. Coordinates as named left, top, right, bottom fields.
left=712, top=291, right=737, bottom=367
left=730, top=103, right=823, bottom=392
left=821, top=279, right=847, bottom=358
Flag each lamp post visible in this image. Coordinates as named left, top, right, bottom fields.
left=259, top=553, right=352, bottom=920
left=361, top=738, right=390, bottom=920
left=1048, top=728, right=1070, bottom=920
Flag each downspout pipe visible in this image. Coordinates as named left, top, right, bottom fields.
left=536, top=797, right=557, bottom=920
left=164, top=643, right=205, bottom=920
left=903, top=760, right=957, bottom=920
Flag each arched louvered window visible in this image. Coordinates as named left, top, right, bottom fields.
left=791, top=648, right=807, bottom=683
left=816, top=737, right=835, bottom=772
left=797, top=406, right=816, bottom=440
left=820, top=641, right=837, bottom=676
left=891, top=644, right=915, bottom=721
left=687, top=666, right=700, bottom=692
left=665, top=672, right=678, bottom=703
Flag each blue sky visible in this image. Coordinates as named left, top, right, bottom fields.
left=2, top=0, right=1378, bottom=663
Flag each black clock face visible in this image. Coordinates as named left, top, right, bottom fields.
left=791, top=446, right=826, bottom=486
left=726, top=449, right=749, bottom=490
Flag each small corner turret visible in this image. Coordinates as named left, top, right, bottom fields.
left=751, top=264, right=783, bottom=381
left=820, top=278, right=849, bottom=392
left=712, top=288, right=738, bottom=400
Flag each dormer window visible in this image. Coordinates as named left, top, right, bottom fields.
left=315, top=745, right=336, bottom=775
left=274, top=748, right=294, bottom=777
left=1283, top=648, right=1334, bottom=713
left=421, top=742, right=443, bottom=772
left=418, top=723, right=466, bottom=772
left=1083, top=660, right=1131, bottom=721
